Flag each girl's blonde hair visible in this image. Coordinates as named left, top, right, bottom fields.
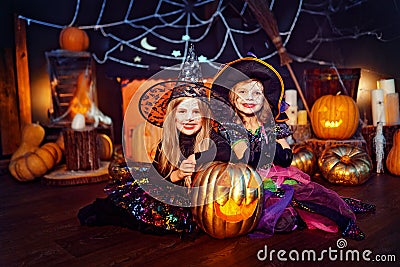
left=229, top=79, right=272, bottom=124
left=156, top=97, right=212, bottom=175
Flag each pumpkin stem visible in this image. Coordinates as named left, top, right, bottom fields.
left=340, top=155, right=351, bottom=164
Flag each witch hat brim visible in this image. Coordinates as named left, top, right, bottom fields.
left=210, top=57, right=288, bottom=122
left=139, top=80, right=215, bottom=127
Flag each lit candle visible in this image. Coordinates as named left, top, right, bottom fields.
left=297, top=110, right=308, bottom=125
left=371, top=89, right=386, bottom=126
left=285, top=89, right=297, bottom=106
left=286, top=106, right=298, bottom=126
left=385, top=93, right=400, bottom=126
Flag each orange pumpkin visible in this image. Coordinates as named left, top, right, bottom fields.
left=191, top=162, right=263, bottom=239
left=386, top=129, right=400, bottom=175
left=59, top=26, right=89, bottom=51
left=9, top=123, right=62, bottom=182
left=311, top=94, right=359, bottom=140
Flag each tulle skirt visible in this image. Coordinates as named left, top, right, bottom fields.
left=251, top=165, right=356, bottom=238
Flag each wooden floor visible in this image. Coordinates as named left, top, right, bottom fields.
left=1, top=167, right=399, bottom=267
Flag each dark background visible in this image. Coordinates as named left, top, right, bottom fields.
left=1, top=0, right=400, bottom=144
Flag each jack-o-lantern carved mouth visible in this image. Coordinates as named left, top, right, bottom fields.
left=321, top=119, right=343, bottom=128
left=214, top=198, right=258, bottom=223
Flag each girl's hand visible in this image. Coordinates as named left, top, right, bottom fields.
left=232, top=140, right=248, bottom=160
left=171, top=154, right=196, bottom=183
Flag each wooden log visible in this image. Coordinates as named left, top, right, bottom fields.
left=42, top=161, right=110, bottom=186
left=63, top=127, right=99, bottom=171
left=14, top=15, right=32, bottom=129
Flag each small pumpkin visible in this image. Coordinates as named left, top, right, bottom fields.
left=291, top=144, right=317, bottom=176
left=59, top=26, right=89, bottom=51
left=386, top=129, right=400, bottom=175
left=318, top=144, right=372, bottom=185
left=191, top=162, right=263, bottom=239
left=311, top=94, right=360, bottom=140
left=9, top=123, right=63, bottom=182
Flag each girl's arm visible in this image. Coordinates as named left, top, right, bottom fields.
left=274, top=138, right=293, bottom=167
left=194, top=130, right=233, bottom=164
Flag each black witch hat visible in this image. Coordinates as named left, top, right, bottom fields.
left=210, top=57, right=289, bottom=122
left=139, top=44, right=212, bottom=127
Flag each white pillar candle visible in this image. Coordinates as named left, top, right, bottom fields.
left=371, top=89, right=386, bottom=126
left=286, top=106, right=298, bottom=126
left=385, top=93, right=400, bottom=126
left=377, top=79, right=396, bottom=96
left=285, top=89, right=297, bottom=106
left=297, top=110, right=308, bottom=125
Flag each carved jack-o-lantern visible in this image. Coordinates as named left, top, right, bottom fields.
left=191, top=162, right=263, bottom=239
left=311, top=94, right=359, bottom=140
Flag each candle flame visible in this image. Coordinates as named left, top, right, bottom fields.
left=70, top=71, right=92, bottom=118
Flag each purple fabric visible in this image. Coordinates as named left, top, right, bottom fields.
left=249, top=184, right=294, bottom=238
left=251, top=165, right=356, bottom=238
left=258, top=165, right=310, bottom=186
left=292, top=181, right=356, bottom=222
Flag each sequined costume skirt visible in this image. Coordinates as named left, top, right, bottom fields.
left=104, top=159, right=196, bottom=233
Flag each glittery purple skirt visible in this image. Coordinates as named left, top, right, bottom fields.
left=104, top=159, right=196, bottom=233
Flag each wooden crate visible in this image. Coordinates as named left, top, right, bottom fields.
left=45, top=50, right=94, bottom=124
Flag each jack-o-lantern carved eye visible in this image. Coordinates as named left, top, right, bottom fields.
left=311, top=94, right=360, bottom=140
left=191, top=162, right=264, bottom=239
left=214, top=175, right=260, bottom=223
left=318, top=105, right=329, bottom=113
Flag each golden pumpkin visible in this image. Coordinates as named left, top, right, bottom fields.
left=318, top=144, right=372, bottom=185
left=191, top=162, right=263, bottom=239
left=9, top=123, right=63, bottom=182
left=291, top=144, right=317, bottom=176
left=59, top=26, right=89, bottom=51
left=386, top=129, right=400, bottom=175
left=311, top=94, right=359, bottom=140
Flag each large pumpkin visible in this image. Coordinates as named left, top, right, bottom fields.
left=59, top=26, right=89, bottom=51
left=311, top=94, right=359, bottom=140
left=386, top=129, right=400, bottom=175
left=318, top=144, right=372, bottom=185
left=291, top=144, right=317, bottom=176
left=191, top=162, right=263, bottom=239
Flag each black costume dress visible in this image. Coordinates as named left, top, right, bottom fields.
left=78, top=130, right=231, bottom=234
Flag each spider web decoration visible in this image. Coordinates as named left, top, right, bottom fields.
left=18, top=0, right=400, bottom=78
